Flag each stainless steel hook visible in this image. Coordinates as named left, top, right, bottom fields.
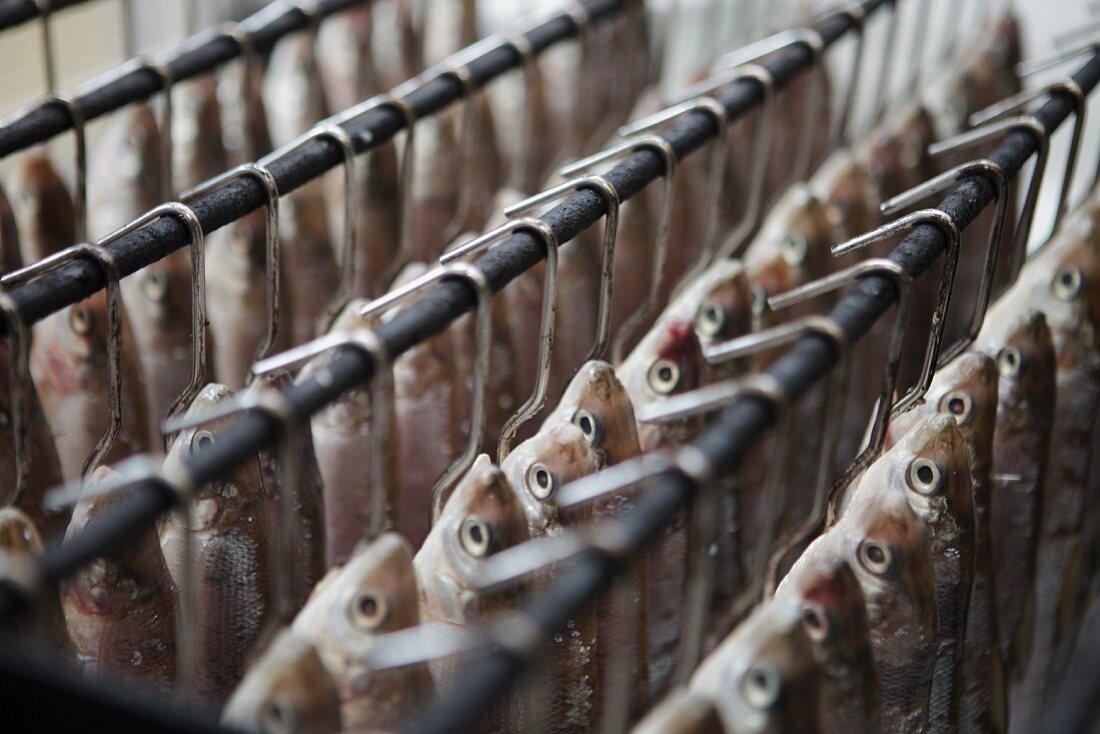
left=560, top=135, right=677, bottom=364
left=561, top=2, right=595, bottom=158
left=0, top=292, right=30, bottom=507
left=182, top=163, right=281, bottom=368
left=504, top=175, right=620, bottom=364
left=429, top=64, right=478, bottom=250
left=503, top=31, right=539, bottom=191
left=359, top=263, right=492, bottom=520
left=441, top=218, right=559, bottom=462
left=34, top=0, right=56, bottom=93
left=880, top=160, right=1009, bottom=363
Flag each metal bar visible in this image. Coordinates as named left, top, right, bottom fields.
left=0, top=0, right=91, bottom=34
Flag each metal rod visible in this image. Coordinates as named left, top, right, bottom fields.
left=0, top=0, right=91, bottom=35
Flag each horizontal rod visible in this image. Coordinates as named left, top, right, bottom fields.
left=0, top=0, right=92, bottom=34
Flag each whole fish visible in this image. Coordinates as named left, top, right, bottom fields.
left=264, top=32, right=330, bottom=150
left=172, top=76, right=229, bottom=194
left=973, top=307, right=1054, bottom=677
left=461, top=97, right=506, bottom=237
left=811, top=149, right=883, bottom=243
left=887, top=354, right=1005, bottom=733
left=0, top=341, right=67, bottom=540
left=408, top=113, right=462, bottom=263
left=30, top=291, right=150, bottom=481
left=88, top=103, right=161, bottom=241
left=0, top=507, right=73, bottom=655
left=631, top=688, right=724, bottom=734
left=292, top=532, right=435, bottom=731
left=0, top=182, right=23, bottom=273
left=342, top=137, right=402, bottom=300
left=389, top=263, right=461, bottom=547
left=61, top=466, right=177, bottom=697
left=846, top=414, right=975, bottom=733
left=690, top=596, right=820, bottom=734
left=301, top=299, right=398, bottom=567
left=6, top=152, right=76, bottom=265
left=222, top=630, right=343, bottom=734
left=218, top=56, right=272, bottom=166
left=159, top=383, right=273, bottom=704
left=823, top=471, right=938, bottom=732
left=420, top=0, right=475, bottom=68
left=775, top=543, right=881, bottom=734
left=316, top=7, right=377, bottom=115
left=280, top=183, right=339, bottom=346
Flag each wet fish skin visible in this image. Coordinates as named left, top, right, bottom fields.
left=264, top=32, right=330, bottom=150
left=343, top=138, right=403, bottom=300
left=6, top=153, right=76, bottom=265
left=0, top=507, right=74, bottom=655
left=159, top=383, right=273, bottom=705
left=30, top=291, right=150, bottom=481
left=292, top=532, right=435, bottom=731
left=973, top=307, right=1054, bottom=677
left=61, top=466, right=177, bottom=697
left=690, top=596, right=820, bottom=734
left=281, top=183, right=339, bottom=346
left=408, top=113, right=462, bottom=263
left=222, top=630, right=343, bottom=734
left=775, top=543, right=881, bottom=734
left=218, top=56, right=273, bottom=166
left=316, top=8, right=377, bottom=115
left=172, top=76, right=229, bottom=194
left=88, top=103, right=161, bottom=241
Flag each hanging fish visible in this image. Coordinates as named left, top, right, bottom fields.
left=222, top=630, right=343, bottom=734
left=264, top=32, right=330, bottom=150
left=0, top=507, right=73, bottom=655
left=775, top=547, right=881, bottom=734
left=0, top=182, right=24, bottom=273
left=420, top=0, right=475, bottom=69
left=159, top=383, right=273, bottom=705
left=280, top=183, right=339, bottom=347
left=316, top=7, right=377, bottom=114
left=218, top=55, right=273, bottom=167
left=6, top=151, right=76, bottom=265
left=369, top=0, right=419, bottom=91
left=61, top=466, right=177, bottom=697
left=292, top=533, right=435, bottom=732
left=343, top=138, right=403, bottom=300
left=172, top=76, right=229, bottom=194
left=887, top=354, right=1006, bottom=733
left=31, top=291, right=150, bottom=481
left=485, top=58, right=556, bottom=194
left=88, top=103, right=161, bottom=240
left=408, top=113, right=462, bottom=263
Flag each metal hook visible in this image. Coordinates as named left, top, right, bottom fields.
left=252, top=328, right=394, bottom=539
left=333, top=94, right=417, bottom=281
left=441, top=218, right=559, bottom=462
left=2, top=244, right=122, bottom=479
left=428, top=64, right=478, bottom=251
left=359, top=263, right=492, bottom=520
left=121, top=0, right=136, bottom=58
left=263, top=124, right=359, bottom=334
left=504, top=176, right=620, bottom=364
left=823, top=3, right=866, bottom=148
left=560, top=135, right=677, bottom=364
left=503, top=31, right=540, bottom=191
left=212, top=23, right=260, bottom=162
left=704, top=316, right=850, bottom=597
left=619, top=97, right=728, bottom=291
left=1018, top=26, right=1100, bottom=77
left=871, top=0, right=901, bottom=124
left=182, top=163, right=281, bottom=369
left=0, top=292, right=30, bottom=507
left=561, top=2, right=595, bottom=158
left=831, top=210, right=960, bottom=411
left=34, top=0, right=56, bottom=93
left=968, top=82, right=1085, bottom=236
left=928, top=115, right=1049, bottom=285
left=880, top=160, right=1009, bottom=363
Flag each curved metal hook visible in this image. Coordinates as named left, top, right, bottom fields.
left=430, top=64, right=478, bottom=250
left=34, top=0, right=56, bottom=93
left=0, top=292, right=30, bottom=506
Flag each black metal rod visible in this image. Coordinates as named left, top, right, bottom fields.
left=406, top=43, right=1100, bottom=734
left=0, top=0, right=92, bottom=34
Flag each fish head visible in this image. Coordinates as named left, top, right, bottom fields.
left=222, top=630, right=343, bottom=734
left=501, top=422, right=602, bottom=533
left=130, top=251, right=193, bottom=323
left=0, top=507, right=42, bottom=555
left=686, top=259, right=754, bottom=355
left=41, top=291, right=113, bottom=377
left=883, top=413, right=975, bottom=525
left=861, top=104, right=938, bottom=198
left=814, top=151, right=881, bottom=241
left=546, top=360, right=641, bottom=466
left=977, top=306, right=1056, bottom=431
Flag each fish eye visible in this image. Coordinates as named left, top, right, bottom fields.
left=938, top=391, right=973, bottom=425
left=1052, top=267, right=1084, bottom=301
left=695, top=301, right=728, bottom=337
left=189, top=430, right=216, bottom=455
left=906, top=458, right=943, bottom=496
left=997, top=346, right=1023, bottom=377
left=857, top=540, right=894, bottom=576
left=647, top=359, right=681, bottom=395
left=525, top=463, right=557, bottom=501
left=741, top=665, right=782, bottom=710
left=781, top=233, right=808, bottom=266
left=800, top=603, right=831, bottom=642
left=349, top=592, right=389, bottom=631
left=259, top=696, right=297, bottom=734
left=573, top=410, right=603, bottom=447
left=459, top=517, right=494, bottom=558
left=68, top=306, right=93, bottom=335
left=141, top=270, right=169, bottom=303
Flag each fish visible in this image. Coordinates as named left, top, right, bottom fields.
left=689, top=596, right=820, bottom=734
left=369, top=0, right=419, bottom=92
left=972, top=307, right=1055, bottom=678
left=420, top=0, right=475, bottom=69
left=61, top=466, right=177, bottom=697
left=30, top=291, right=150, bottom=482
left=0, top=182, right=23, bottom=273
left=887, top=354, right=1005, bottom=733
left=408, top=112, right=462, bottom=263
left=221, top=630, right=343, bottom=734
left=484, top=56, right=556, bottom=194
left=263, top=31, right=330, bottom=150
left=822, top=479, right=938, bottom=733
left=388, top=262, right=461, bottom=547
left=218, top=54, right=273, bottom=167
left=292, top=532, right=435, bottom=731
left=342, top=137, right=403, bottom=300
left=631, top=688, right=724, bottom=734
left=159, top=383, right=273, bottom=704
left=6, top=151, right=76, bottom=265
left=316, top=7, right=377, bottom=115
left=301, top=299, right=398, bottom=568
left=0, top=507, right=73, bottom=655
left=846, top=413, right=975, bottom=733
left=172, top=76, right=229, bottom=194
left=774, top=543, right=881, bottom=734
left=280, top=183, right=339, bottom=346
left=88, top=103, right=162, bottom=240
left=810, top=149, right=883, bottom=243
left=1002, top=209, right=1100, bottom=732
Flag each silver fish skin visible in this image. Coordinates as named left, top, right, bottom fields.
left=316, top=8, right=377, bottom=114
left=631, top=688, right=725, bottom=734
left=6, top=152, right=76, bottom=264
left=847, top=413, right=975, bottom=733
left=0, top=507, right=74, bottom=656
left=973, top=307, right=1054, bottom=678
left=887, top=353, right=1006, bottom=733
left=159, top=383, right=273, bottom=705
left=690, top=596, right=820, bottom=734
left=0, top=181, right=23, bottom=273
left=30, top=291, right=150, bottom=482
left=218, top=56, right=273, bottom=166
left=281, top=182, right=339, bottom=346
left=775, top=542, right=881, bottom=734
left=292, top=532, right=435, bottom=731
left=302, top=299, right=398, bottom=568
left=408, top=112, right=462, bottom=263
left=823, top=470, right=938, bottom=733
left=222, top=630, right=343, bottom=734
left=419, top=0, right=475, bottom=68
left=340, top=137, right=402, bottom=300
left=264, top=32, right=329, bottom=150
left=61, top=466, right=177, bottom=697
left=485, top=60, right=556, bottom=194
left=88, top=103, right=161, bottom=241
left=369, top=0, right=419, bottom=92
left=172, top=76, right=229, bottom=194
